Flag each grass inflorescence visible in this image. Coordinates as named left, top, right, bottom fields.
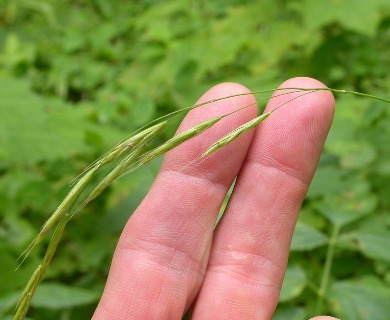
left=13, top=87, right=390, bottom=320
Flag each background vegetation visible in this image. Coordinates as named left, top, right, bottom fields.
left=1, top=0, right=390, bottom=319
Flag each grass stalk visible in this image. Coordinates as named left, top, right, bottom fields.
left=14, top=86, right=390, bottom=320
left=15, top=214, right=69, bottom=320
left=315, top=224, right=341, bottom=315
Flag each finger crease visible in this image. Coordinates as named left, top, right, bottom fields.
left=244, top=156, right=309, bottom=189
left=117, top=238, right=207, bottom=277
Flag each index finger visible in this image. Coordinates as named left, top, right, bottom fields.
left=93, top=83, right=258, bottom=319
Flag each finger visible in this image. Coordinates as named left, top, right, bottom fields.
left=93, top=83, right=258, bottom=320
left=309, top=317, right=340, bottom=320
left=192, top=77, right=335, bottom=319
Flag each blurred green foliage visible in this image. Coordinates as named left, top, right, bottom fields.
left=0, top=0, right=390, bottom=319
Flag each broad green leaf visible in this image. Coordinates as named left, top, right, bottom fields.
left=355, top=212, right=390, bottom=233
left=356, top=275, right=390, bottom=297
left=315, top=177, right=377, bottom=227
left=90, top=23, right=117, bottom=50
left=0, top=75, right=124, bottom=167
left=326, top=96, right=369, bottom=141
left=307, top=166, right=345, bottom=198
left=251, top=21, right=309, bottom=64
left=316, top=193, right=377, bottom=227
left=279, top=265, right=306, bottom=302
left=62, top=29, right=86, bottom=53
left=303, top=0, right=390, bottom=35
left=291, top=221, right=328, bottom=251
left=328, top=280, right=390, bottom=320
left=325, top=97, right=378, bottom=169
left=0, top=214, right=36, bottom=248
left=272, top=306, right=306, bottom=320
left=341, top=231, right=390, bottom=262
left=0, top=34, right=36, bottom=69
left=31, top=283, right=99, bottom=309
left=297, top=207, right=328, bottom=231
left=0, top=76, right=89, bottom=166
left=133, top=96, right=156, bottom=126
left=340, top=143, right=376, bottom=169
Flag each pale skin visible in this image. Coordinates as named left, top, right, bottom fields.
left=92, top=77, right=339, bottom=320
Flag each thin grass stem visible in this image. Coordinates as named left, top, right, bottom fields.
left=315, top=224, right=341, bottom=315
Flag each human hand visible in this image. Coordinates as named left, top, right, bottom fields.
left=92, top=77, right=337, bottom=320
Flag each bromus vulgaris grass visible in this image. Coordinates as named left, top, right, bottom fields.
left=13, top=86, right=390, bottom=320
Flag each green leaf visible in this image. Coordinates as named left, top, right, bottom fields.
left=291, top=221, right=328, bottom=251
left=0, top=34, right=36, bottom=70
left=273, top=306, right=306, bottom=320
left=339, top=143, right=376, bottom=169
left=341, top=231, right=390, bottom=262
left=31, top=283, right=99, bottom=309
left=328, top=280, right=390, bottom=320
left=279, top=265, right=306, bottom=302
left=325, top=97, right=377, bottom=169
left=316, top=193, right=377, bottom=227
left=133, top=96, right=156, bottom=126
left=355, top=212, right=390, bottom=233
left=0, top=75, right=90, bottom=167
left=302, top=0, right=390, bottom=35
left=0, top=214, right=36, bottom=248
left=0, top=75, right=124, bottom=167
left=315, top=178, right=377, bottom=227
left=307, top=166, right=345, bottom=198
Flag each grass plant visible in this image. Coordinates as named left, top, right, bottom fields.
left=13, top=87, right=390, bottom=320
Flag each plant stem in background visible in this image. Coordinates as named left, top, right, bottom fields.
left=315, top=224, right=341, bottom=315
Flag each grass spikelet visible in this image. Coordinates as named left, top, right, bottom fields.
left=199, top=90, right=317, bottom=159
left=76, top=120, right=169, bottom=212
left=74, top=121, right=173, bottom=183
left=15, top=214, right=69, bottom=320
left=81, top=152, right=144, bottom=207
left=201, top=112, right=271, bottom=158
left=97, top=122, right=171, bottom=166
left=14, top=265, right=42, bottom=318
left=132, top=116, right=223, bottom=169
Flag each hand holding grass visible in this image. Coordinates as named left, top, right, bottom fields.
left=92, top=77, right=339, bottom=320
